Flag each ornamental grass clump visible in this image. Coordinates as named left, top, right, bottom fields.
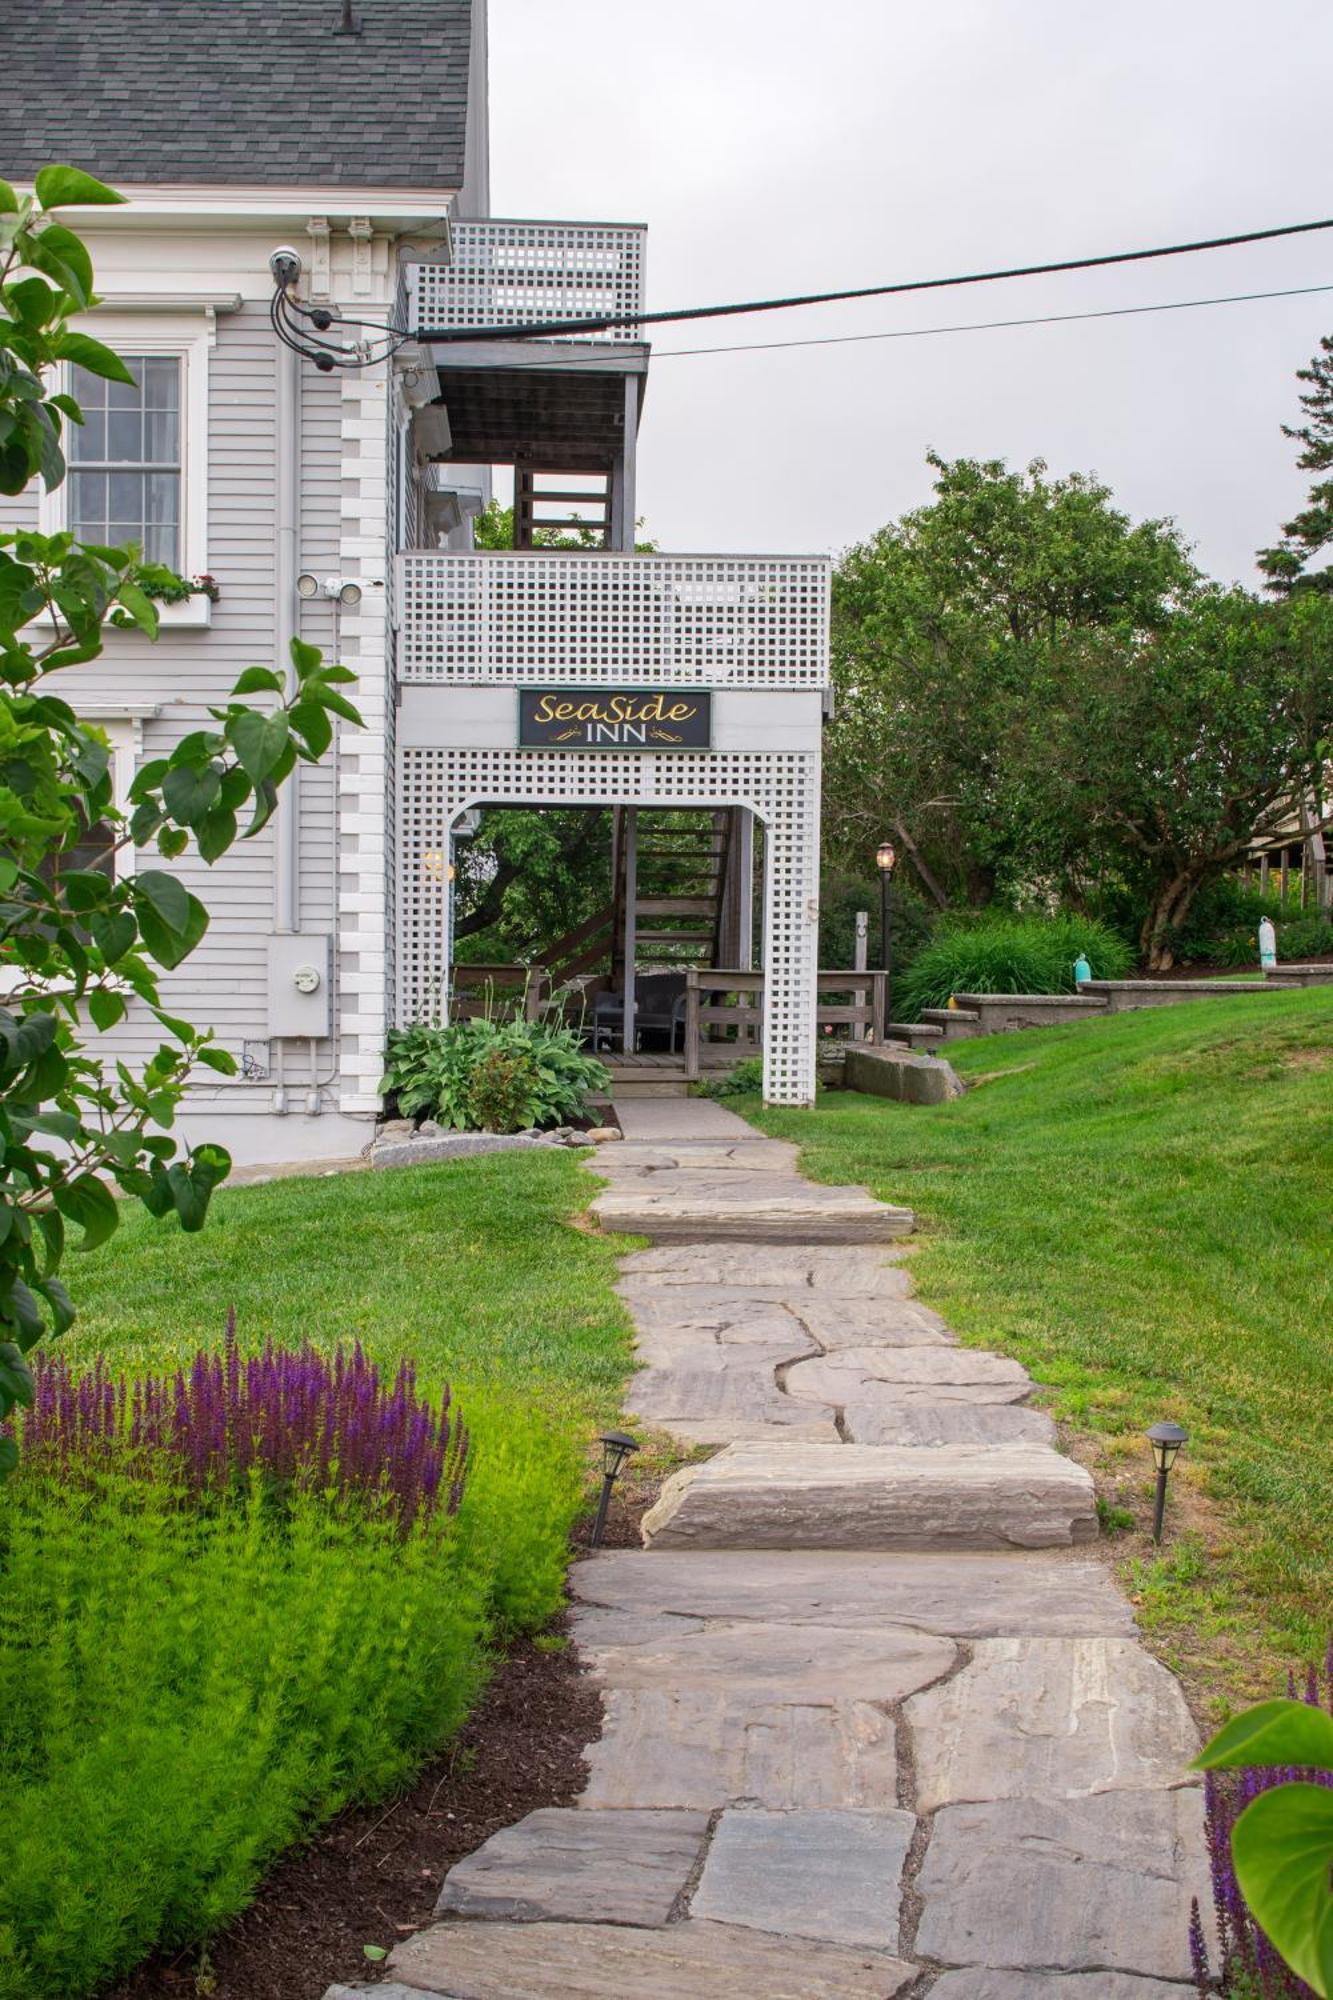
left=1190, top=1648, right=1333, bottom=1998
left=17, top=1318, right=468, bottom=1531
left=895, top=911, right=1133, bottom=1020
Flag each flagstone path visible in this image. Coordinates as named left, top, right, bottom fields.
left=330, top=1098, right=1206, bottom=1999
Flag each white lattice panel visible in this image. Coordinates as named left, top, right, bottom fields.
left=396, top=748, right=821, bottom=1106
left=409, top=221, right=646, bottom=341
left=397, top=554, right=830, bottom=689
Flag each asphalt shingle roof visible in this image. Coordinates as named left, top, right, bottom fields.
left=0, top=0, right=473, bottom=189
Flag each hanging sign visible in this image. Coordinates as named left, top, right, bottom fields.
left=517, top=688, right=711, bottom=751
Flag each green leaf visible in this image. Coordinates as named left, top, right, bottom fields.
left=162, top=762, right=221, bottom=827
left=196, top=806, right=237, bottom=865
left=90, top=909, right=137, bottom=965
left=133, top=869, right=191, bottom=936
left=157, top=826, right=189, bottom=860
left=35, top=1278, right=75, bottom=1337
left=53, top=1173, right=120, bottom=1252
left=87, top=987, right=126, bottom=1032
left=231, top=665, right=285, bottom=696
left=60, top=867, right=113, bottom=913
left=34, top=166, right=126, bottom=209
left=116, top=580, right=160, bottom=636
left=196, top=1045, right=239, bottom=1076
left=0, top=1436, right=17, bottom=1480
left=312, top=686, right=363, bottom=727
left=137, top=890, right=208, bottom=970
left=290, top=698, right=332, bottom=759
left=27, top=223, right=94, bottom=308
left=53, top=330, right=137, bottom=386
left=3, top=1278, right=45, bottom=1348
left=227, top=710, right=290, bottom=784
left=361, top=1946, right=388, bottom=1964
left=0, top=1341, right=35, bottom=1408
left=290, top=637, right=322, bottom=677
left=0, top=179, right=17, bottom=214
left=1195, top=1700, right=1333, bottom=1774
left=1232, top=1783, right=1333, bottom=1998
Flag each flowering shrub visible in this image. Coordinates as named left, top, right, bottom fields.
left=1191, top=1651, right=1333, bottom=1998
left=17, top=1321, right=468, bottom=1531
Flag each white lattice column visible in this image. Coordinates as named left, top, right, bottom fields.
left=760, top=754, right=821, bottom=1107
left=336, top=361, right=393, bottom=1115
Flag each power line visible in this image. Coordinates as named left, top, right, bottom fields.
left=415, top=214, right=1333, bottom=346
left=270, top=213, right=1333, bottom=371
left=458, top=279, right=1333, bottom=375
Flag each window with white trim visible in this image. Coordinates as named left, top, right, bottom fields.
left=68, top=357, right=181, bottom=567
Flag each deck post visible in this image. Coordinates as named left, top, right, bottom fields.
left=870, top=969, right=887, bottom=1043
left=684, top=969, right=701, bottom=1081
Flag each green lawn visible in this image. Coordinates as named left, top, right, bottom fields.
left=751, top=989, right=1333, bottom=1700
left=69, top=1147, right=633, bottom=1432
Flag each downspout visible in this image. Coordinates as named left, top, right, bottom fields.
left=271, top=330, right=301, bottom=1112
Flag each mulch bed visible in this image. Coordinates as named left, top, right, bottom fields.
left=109, top=1485, right=658, bottom=2000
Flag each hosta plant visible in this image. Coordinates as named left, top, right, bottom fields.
left=381, top=1016, right=609, bottom=1132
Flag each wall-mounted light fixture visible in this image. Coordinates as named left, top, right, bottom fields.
left=297, top=573, right=363, bottom=608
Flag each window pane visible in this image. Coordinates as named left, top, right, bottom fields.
left=147, top=471, right=178, bottom=524
left=145, top=408, right=178, bottom=462
left=142, top=357, right=179, bottom=408
left=107, top=360, right=143, bottom=409
left=71, top=364, right=108, bottom=408
left=69, top=470, right=107, bottom=539
left=107, top=409, right=143, bottom=461
left=70, top=410, right=105, bottom=462
left=109, top=470, right=143, bottom=521
left=145, top=521, right=179, bottom=566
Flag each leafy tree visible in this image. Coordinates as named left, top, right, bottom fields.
left=471, top=497, right=657, bottom=552
left=1259, top=332, right=1333, bottom=595
left=0, top=168, right=357, bottom=1461
left=452, top=806, right=612, bottom=962
left=1047, top=588, right=1333, bottom=967
left=824, top=453, right=1196, bottom=905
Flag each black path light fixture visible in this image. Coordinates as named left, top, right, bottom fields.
left=1146, top=1421, right=1189, bottom=1543
left=590, top=1431, right=640, bottom=1548
left=876, top=840, right=897, bottom=1025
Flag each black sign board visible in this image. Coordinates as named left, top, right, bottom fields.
left=517, top=688, right=712, bottom=751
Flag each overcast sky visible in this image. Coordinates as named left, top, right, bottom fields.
left=488, top=0, right=1333, bottom=584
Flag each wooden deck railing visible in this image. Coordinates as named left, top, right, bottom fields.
left=449, top=964, right=548, bottom=1023
left=682, top=969, right=887, bottom=1080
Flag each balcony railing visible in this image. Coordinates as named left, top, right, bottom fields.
left=396, top=552, right=830, bottom=689
left=407, top=219, right=647, bottom=343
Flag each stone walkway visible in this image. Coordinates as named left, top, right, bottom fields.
left=331, top=1099, right=1206, bottom=1999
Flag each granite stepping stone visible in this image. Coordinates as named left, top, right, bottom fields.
left=574, top=1610, right=955, bottom=1700
left=784, top=1344, right=1033, bottom=1406
left=786, top=1297, right=954, bottom=1348
left=690, top=1806, right=914, bottom=1951
left=387, top=1918, right=917, bottom=1998
left=434, top=1806, right=708, bottom=1927
left=641, top=1442, right=1099, bottom=1551
left=580, top=1687, right=898, bottom=1809
left=928, top=1972, right=1197, bottom=1997
left=845, top=1400, right=1057, bottom=1447
left=619, top=1243, right=915, bottom=1293
left=621, top=1291, right=816, bottom=1344
left=905, top=1637, right=1200, bottom=1809
left=593, top=1176, right=913, bottom=1244
left=914, top=1790, right=1210, bottom=1980
left=572, top=1549, right=1135, bottom=1637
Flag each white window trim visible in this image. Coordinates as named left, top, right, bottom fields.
left=39, top=310, right=213, bottom=629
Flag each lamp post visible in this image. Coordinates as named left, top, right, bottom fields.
left=590, top=1430, right=640, bottom=1548
left=1146, top=1421, right=1188, bottom=1543
left=876, top=841, right=897, bottom=1025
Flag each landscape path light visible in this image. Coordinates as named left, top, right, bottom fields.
left=1146, top=1420, right=1189, bottom=1543
left=876, top=841, right=897, bottom=1025
left=590, top=1430, right=640, bottom=1548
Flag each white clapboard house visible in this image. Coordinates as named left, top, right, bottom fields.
left=2, top=0, right=836, bottom=1164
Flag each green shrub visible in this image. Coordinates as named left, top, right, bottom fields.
left=1204, top=913, right=1333, bottom=969
left=382, top=1017, right=610, bottom=1130
left=695, top=1056, right=765, bottom=1099
left=0, top=1473, right=491, bottom=2000
left=1168, top=876, right=1327, bottom=964
left=896, top=912, right=1134, bottom=1019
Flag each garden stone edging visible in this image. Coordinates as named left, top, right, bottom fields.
left=842, top=1043, right=966, bottom=1104
left=370, top=1131, right=589, bottom=1170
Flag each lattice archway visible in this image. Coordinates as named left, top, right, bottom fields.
left=397, top=746, right=821, bottom=1105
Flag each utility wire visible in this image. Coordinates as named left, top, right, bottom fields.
left=414, top=214, right=1333, bottom=345
left=269, top=213, right=1333, bottom=371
